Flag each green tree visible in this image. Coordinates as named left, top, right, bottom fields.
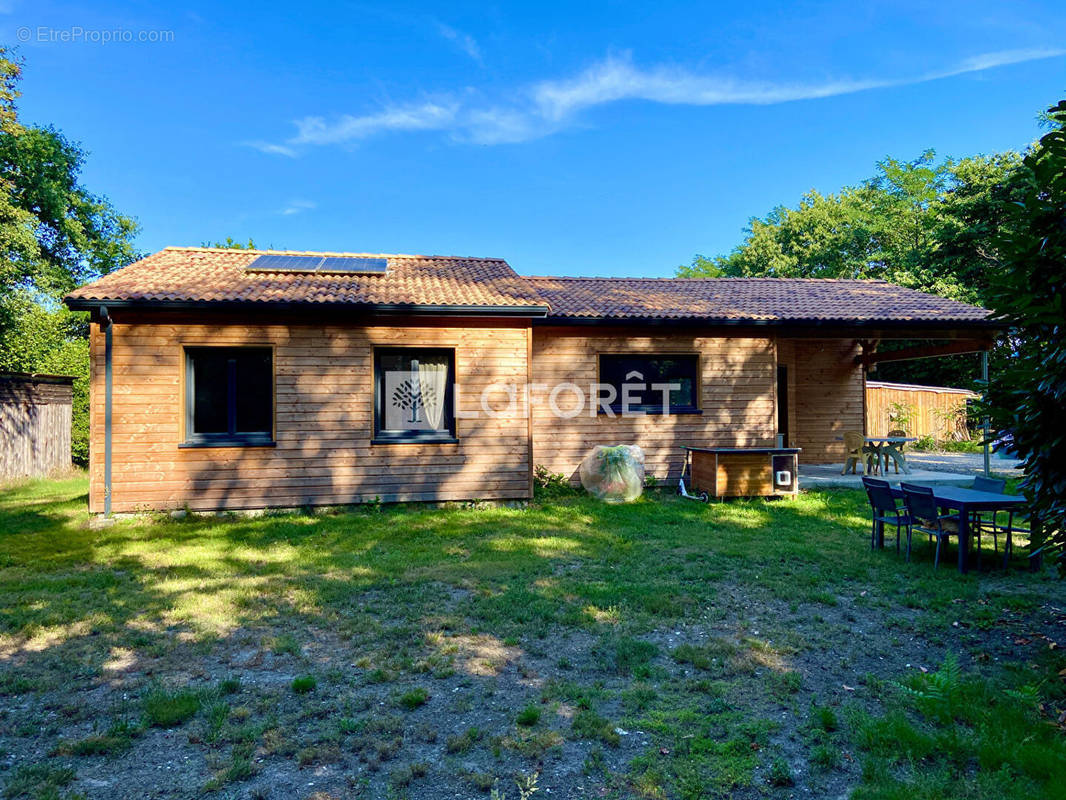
left=984, top=99, right=1066, bottom=567
left=0, top=125, right=138, bottom=295
left=0, top=50, right=43, bottom=298
left=0, top=49, right=138, bottom=465
left=0, top=50, right=137, bottom=299
left=679, top=185, right=880, bottom=281
left=203, top=237, right=257, bottom=249
left=680, top=150, right=1021, bottom=298
left=679, top=150, right=1025, bottom=388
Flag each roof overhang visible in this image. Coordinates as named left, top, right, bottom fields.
left=532, top=315, right=1003, bottom=337
left=65, top=298, right=551, bottom=319
left=857, top=337, right=994, bottom=366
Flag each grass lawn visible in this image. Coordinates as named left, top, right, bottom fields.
left=1, top=474, right=1064, bottom=800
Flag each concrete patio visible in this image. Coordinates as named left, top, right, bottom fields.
left=799, top=451, right=1023, bottom=489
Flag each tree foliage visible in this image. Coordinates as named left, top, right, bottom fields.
left=679, top=150, right=1022, bottom=301
left=0, top=50, right=43, bottom=298
left=202, top=237, right=256, bottom=250
left=678, top=151, right=1026, bottom=387
left=0, top=49, right=138, bottom=465
left=983, top=99, right=1066, bottom=566
left=0, top=125, right=138, bottom=294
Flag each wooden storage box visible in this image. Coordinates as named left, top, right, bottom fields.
left=685, top=446, right=800, bottom=498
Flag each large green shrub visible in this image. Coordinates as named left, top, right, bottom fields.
left=984, top=99, right=1066, bottom=569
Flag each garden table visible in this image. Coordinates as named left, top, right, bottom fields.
left=867, top=435, right=917, bottom=475
left=885, top=484, right=1033, bottom=574
left=835, top=435, right=917, bottom=474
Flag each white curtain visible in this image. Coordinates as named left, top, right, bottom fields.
left=418, top=356, right=449, bottom=431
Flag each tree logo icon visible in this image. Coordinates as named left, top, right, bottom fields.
left=391, top=378, right=439, bottom=424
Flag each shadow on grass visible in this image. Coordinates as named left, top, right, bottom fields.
left=0, top=477, right=1056, bottom=692
left=3, top=476, right=1065, bottom=799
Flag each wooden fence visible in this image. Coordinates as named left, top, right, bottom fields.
left=865, top=380, right=977, bottom=440
left=0, top=373, right=75, bottom=481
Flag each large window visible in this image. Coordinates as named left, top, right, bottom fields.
left=374, top=348, right=457, bottom=443
left=184, top=347, right=274, bottom=446
left=599, top=354, right=700, bottom=413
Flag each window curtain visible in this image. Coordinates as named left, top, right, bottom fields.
left=417, top=356, right=449, bottom=431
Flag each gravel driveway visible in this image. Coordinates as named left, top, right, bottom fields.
left=906, top=450, right=1023, bottom=477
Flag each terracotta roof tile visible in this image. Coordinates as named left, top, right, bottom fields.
left=65, top=247, right=549, bottom=312
left=66, top=247, right=994, bottom=326
left=525, top=276, right=993, bottom=324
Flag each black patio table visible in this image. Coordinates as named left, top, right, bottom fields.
left=884, top=484, right=1033, bottom=574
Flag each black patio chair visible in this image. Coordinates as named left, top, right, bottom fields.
left=900, top=483, right=960, bottom=570
left=998, top=512, right=1031, bottom=568
left=861, top=476, right=912, bottom=558
left=971, top=476, right=1031, bottom=569
left=971, top=475, right=1007, bottom=565
left=972, top=475, right=1006, bottom=493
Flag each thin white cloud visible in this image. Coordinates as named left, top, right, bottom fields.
left=250, top=47, right=1065, bottom=153
left=280, top=199, right=316, bottom=216
left=529, top=55, right=891, bottom=121
left=245, top=140, right=299, bottom=158
left=290, top=101, right=458, bottom=145
left=530, top=47, right=1066, bottom=121
left=437, top=22, right=482, bottom=64
left=462, top=107, right=554, bottom=145
left=933, top=47, right=1066, bottom=76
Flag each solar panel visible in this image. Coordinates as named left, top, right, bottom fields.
left=319, top=256, right=388, bottom=273
left=246, top=254, right=322, bottom=272
left=246, top=254, right=389, bottom=274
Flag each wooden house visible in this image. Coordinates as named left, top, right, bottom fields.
left=65, top=247, right=996, bottom=513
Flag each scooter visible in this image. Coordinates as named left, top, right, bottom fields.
left=676, top=455, right=709, bottom=503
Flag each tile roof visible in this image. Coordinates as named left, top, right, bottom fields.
left=525, top=276, right=994, bottom=325
left=66, top=247, right=995, bottom=326
left=65, top=247, right=549, bottom=314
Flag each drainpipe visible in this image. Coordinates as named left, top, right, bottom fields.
left=981, top=350, right=990, bottom=478
left=101, top=306, right=113, bottom=517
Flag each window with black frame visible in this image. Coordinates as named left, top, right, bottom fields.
left=183, top=347, right=274, bottom=446
left=599, top=353, right=700, bottom=413
left=374, top=348, right=457, bottom=442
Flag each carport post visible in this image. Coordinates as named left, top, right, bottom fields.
left=981, top=350, right=990, bottom=478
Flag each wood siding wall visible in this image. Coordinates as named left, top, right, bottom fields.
left=86, top=319, right=868, bottom=510
left=785, top=339, right=864, bottom=463
left=530, top=328, right=777, bottom=482
left=865, top=382, right=975, bottom=440
left=88, top=318, right=531, bottom=512
left=0, top=378, right=73, bottom=480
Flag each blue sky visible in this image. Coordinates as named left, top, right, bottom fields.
left=6, top=1, right=1066, bottom=277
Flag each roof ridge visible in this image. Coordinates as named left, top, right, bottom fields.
left=163, top=246, right=508, bottom=262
